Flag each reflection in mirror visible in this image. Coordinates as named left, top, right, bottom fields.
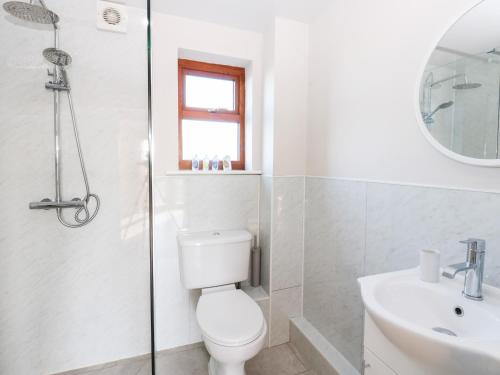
left=419, top=0, right=500, bottom=162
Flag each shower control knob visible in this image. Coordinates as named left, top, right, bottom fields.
left=41, top=198, right=52, bottom=210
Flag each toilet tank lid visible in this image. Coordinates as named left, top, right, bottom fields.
left=177, top=230, right=252, bottom=247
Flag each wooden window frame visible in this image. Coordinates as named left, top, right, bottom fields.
left=178, top=59, right=246, bottom=170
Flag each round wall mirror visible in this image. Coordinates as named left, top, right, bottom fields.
left=418, top=0, right=500, bottom=166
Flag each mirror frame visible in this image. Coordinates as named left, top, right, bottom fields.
left=413, top=0, right=500, bottom=167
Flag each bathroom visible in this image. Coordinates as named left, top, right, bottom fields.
left=1, top=0, right=499, bottom=374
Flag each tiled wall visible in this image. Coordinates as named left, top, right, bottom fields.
left=154, top=174, right=306, bottom=352
left=261, top=176, right=305, bottom=347
left=303, top=177, right=500, bottom=371
left=154, top=174, right=260, bottom=350
left=0, top=2, right=150, bottom=374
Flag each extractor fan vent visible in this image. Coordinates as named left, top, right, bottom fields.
left=103, top=7, right=121, bottom=25
left=97, top=1, right=127, bottom=33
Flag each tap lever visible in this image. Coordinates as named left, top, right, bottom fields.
left=443, top=238, right=486, bottom=301
left=459, top=238, right=486, bottom=253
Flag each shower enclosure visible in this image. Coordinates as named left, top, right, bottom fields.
left=420, top=47, right=500, bottom=159
left=0, top=0, right=153, bottom=373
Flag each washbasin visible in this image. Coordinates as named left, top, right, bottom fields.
left=358, top=268, right=500, bottom=375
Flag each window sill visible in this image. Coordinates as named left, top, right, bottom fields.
left=162, top=170, right=262, bottom=176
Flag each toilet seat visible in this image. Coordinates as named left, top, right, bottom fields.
left=197, top=289, right=265, bottom=347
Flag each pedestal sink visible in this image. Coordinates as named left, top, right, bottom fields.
left=358, top=268, right=500, bottom=375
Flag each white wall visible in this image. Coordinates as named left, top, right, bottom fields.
left=151, top=13, right=264, bottom=173
left=261, top=18, right=309, bottom=176
left=274, top=19, right=309, bottom=176
left=306, top=0, right=500, bottom=192
left=0, top=2, right=150, bottom=374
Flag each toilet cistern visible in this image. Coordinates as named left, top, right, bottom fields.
left=442, top=238, right=486, bottom=301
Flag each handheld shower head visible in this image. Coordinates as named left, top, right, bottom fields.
left=423, top=101, right=454, bottom=125
left=43, top=48, right=71, bottom=66
left=435, top=101, right=454, bottom=110
left=3, top=1, right=59, bottom=24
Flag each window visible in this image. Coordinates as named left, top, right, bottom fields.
left=178, top=59, right=246, bottom=170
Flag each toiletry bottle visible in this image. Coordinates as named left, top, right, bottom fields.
left=192, top=155, right=199, bottom=171
left=203, top=155, right=210, bottom=171
left=212, top=155, right=219, bottom=171
left=223, top=155, right=232, bottom=171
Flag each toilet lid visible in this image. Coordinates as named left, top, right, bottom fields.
left=197, top=290, right=265, bottom=347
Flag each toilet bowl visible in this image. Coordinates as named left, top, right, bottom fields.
left=197, top=287, right=267, bottom=375
left=177, top=230, right=267, bottom=375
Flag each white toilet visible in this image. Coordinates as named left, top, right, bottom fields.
left=177, top=230, right=267, bottom=375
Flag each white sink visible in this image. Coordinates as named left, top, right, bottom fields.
left=358, top=268, right=500, bottom=375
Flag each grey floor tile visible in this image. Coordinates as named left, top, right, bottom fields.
left=56, top=342, right=310, bottom=375
left=156, top=346, right=210, bottom=375
left=245, top=344, right=308, bottom=375
left=54, top=357, right=151, bottom=375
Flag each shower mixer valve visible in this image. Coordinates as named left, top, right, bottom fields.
left=45, top=67, right=70, bottom=91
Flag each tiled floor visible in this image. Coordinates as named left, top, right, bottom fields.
left=155, top=343, right=316, bottom=375
left=58, top=343, right=316, bottom=375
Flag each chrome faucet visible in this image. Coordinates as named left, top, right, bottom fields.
left=442, top=239, right=486, bottom=301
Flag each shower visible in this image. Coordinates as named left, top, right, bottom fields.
left=3, top=0, right=99, bottom=228
left=422, top=72, right=482, bottom=126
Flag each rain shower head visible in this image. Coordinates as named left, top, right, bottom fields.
left=3, top=1, right=59, bottom=24
left=453, top=75, right=481, bottom=90
left=43, top=48, right=71, bottom=66
left=453, top=82, right=482, bottom=90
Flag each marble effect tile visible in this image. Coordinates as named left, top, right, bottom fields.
left=271, top=177, right=305, bottom=291
left=260, top=176, right=273, bottom=295
left=303, top=178, right=366, bottom=370
left=154, top=174, right=261, bottom=352
left=302, top=176, right=500, bottom=373
left=365, top=182, right=500, bottom=286
left=270, top=286, right=303, bottom=346
left=257, top=298, right=271, bottom=348
left=0, top=2, right=151, bottom=374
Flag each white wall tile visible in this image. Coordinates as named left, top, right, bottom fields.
left=303, top=176, right=500, bottom=372
left=303, top=178, right=366, bottom=369
left=365, top=182, right=500, bottom=286
left=257, top=299, right=271, bottom=348
left=154, top=174, right=260, bottom=351
left=0, top=3, right=150, bottom=374
left=270, top=286, right=302, bottom=347
left=259, top=176, right=273, bottom=295
left=271, top=177, right=305, bottom=291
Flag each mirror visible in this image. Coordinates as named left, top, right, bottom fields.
left=418, top=0, right=500, bottom=166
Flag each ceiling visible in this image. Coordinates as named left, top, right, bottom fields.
left=148, top=0, right=332, bottom=32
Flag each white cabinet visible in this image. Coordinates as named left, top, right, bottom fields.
left=364, top=348, right=398, bottom=375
